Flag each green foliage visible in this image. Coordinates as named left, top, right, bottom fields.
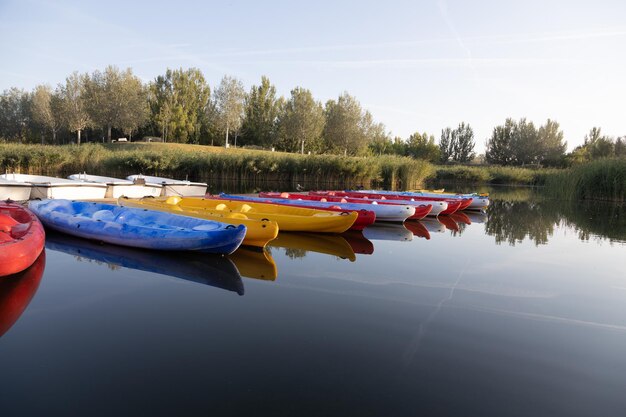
left=323, top=93, right=369, bottom=156
left=214, top=75, right=246, bottom=146
left=405, top=132, right=440, bottom=162
left=0, top=87, right=34, bottom=142
left=240, top=76, right=280, bottom=148
left=433, top=165, right=552, bottom=185
left=486, top=118, right=567, bottom=166
left=276, top=87, right=325, bottom=154
left=148, top=68, right=210, bottom=143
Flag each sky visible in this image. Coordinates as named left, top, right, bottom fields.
left=1, top=0, right=625, bottom=152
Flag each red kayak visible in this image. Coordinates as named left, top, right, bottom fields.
left=259, top=192, right=433, bottom=220
left=308, top=191, right=469, bottom=215
left=0, top=251, right=45, bottom=338
left=0, top=203, right=46, bottom=277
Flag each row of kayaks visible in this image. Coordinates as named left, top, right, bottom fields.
left=1, top=173, right=489, bottom=276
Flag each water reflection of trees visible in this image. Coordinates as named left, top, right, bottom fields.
left=485, top=200, right=560, bottom=246
left=485, top=197, right=626, bottom=245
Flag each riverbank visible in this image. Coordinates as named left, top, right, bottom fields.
left=1, top=143, right=624, bottom=202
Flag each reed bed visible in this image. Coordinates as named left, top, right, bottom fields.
left=543, top=158, right=626, bottom=202
left=432, top=165, right=556, bottom=185
left=0, top=143, right=433, bottom=190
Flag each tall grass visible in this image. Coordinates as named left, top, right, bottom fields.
left=0, top=143, right=433, bottom=190
left=543, top=158, right=626, bottom=202
left=432, top=165, right=556, bottom=185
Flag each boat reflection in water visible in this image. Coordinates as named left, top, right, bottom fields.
left=341, top=230, right=374, bottom=255
left=45, top=233, right=245, bottom=296
left=464, top=211, right=487, bottom=224
left=362, top=223, right=413, bottom=242
left=403, top=221, right=431, bottom=240
left=0, top=251, right=45, bottom=338
left=450, top=212, right=472, bottom=225
left=269, top=232, right=357, bottom=261
left=419, top=218, right=447, bottom=234
left=437, top=215, right=460, bottom=232
left=229, top=247, right=277, bottom=281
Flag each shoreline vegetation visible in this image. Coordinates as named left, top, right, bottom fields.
left=1, top=143, right=624, bottom=202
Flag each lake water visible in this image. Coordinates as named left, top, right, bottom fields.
left=1, top=188, right=625, bottom=416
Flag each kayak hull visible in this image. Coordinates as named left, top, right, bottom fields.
left=29, top=200, right=246, bottom=254
left=0, top=203, right=46, bottom=276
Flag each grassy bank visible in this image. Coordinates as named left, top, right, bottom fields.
left=0, top=143, right=433, bottom=190
left=543, top=158, right=626, bottom=202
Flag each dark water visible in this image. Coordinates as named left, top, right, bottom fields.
left=1, top=189, right=626, bottom=416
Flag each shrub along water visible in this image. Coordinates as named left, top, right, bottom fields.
left=0, top=143, right=433, bottom=190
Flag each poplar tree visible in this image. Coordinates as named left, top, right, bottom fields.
left=31, top=85, right=63, bottom=144
left=240, top=76, right=280, bottom=148
left=214, top=75, right=246, bottom=147
left=59, top=72, right=90, bottom=145
left=276, top=87, right=324, bottom=153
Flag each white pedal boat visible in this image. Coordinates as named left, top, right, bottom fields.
left=69, top=173, right=163, bottom=198
left=126, top=175, right=207, bottom=197
left=0, top=173, right=107, bottom=200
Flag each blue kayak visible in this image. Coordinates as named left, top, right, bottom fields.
left=29, top=200, right=246, bottom=254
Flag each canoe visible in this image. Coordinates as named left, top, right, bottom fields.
left=146, top=197, right=358, bottom=233
left=309, top=191, right=465, bottom=215
left=355, top=189, right=489, bottom=211
left=126, top=175, right=207, bottom=196
left=69, top=173, right=163, bottom=198
left=118, top=196, right=279, bottom=248
left=0, top=178, right=32, bottom=201
left=29, top=199, right=246, bottom=254
left=1, top=173, right=108, bottom=200
left=257, top=192, right=430, bottom=220
left=0, top=251, right=45, bottom=338
left=45, top=232, right=244, bottom=295
left=0, top=203, right=46, bottom=276
left=217, top=193, right=381, bottom=226
left=269, top=233, right=357, bottom=262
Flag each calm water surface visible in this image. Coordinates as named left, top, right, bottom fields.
left=1, top=188, right=625, bottom=416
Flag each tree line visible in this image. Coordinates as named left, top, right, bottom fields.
left=1, top=65, right=623, bottom=166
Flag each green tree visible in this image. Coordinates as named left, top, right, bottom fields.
left=615, top=137, right=626, bottom=157
left=537, top=119, right=567, bottom=166
left=486, top=118, right=516, bottom=165
left=84, top=66, right=149, bottom=142
left=0, top=88, right=33, bottom=142
left=31, top=85, right=63, bottom=144
left=323, top=93, right=368, bottom=155
left=276, top=87, right=324, bottom=153
left=585, top=127, right=614, bottom=159
left=149, top=68, right=210, bottom=143
left=406, top=132, right=440, bottom=162
left=214, top=75, right=246, bottom=147
left=439, top=127, right=454, bottom=163
left=240, top=76, right=280, bottom=148
left=452, top=122, right=475, bottom=162
left=510, top=118, right=540, bottom=165
left=59, top=72, right=90, bottom=145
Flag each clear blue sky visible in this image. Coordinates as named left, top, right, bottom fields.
left=1, top=0, right=625, bottom=152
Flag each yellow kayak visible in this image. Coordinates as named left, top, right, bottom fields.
left=172, top=197, right=358, bottom=233
left=118, top=196, right=279, bottom=248
left=269, top=233, right=356, bottom=262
